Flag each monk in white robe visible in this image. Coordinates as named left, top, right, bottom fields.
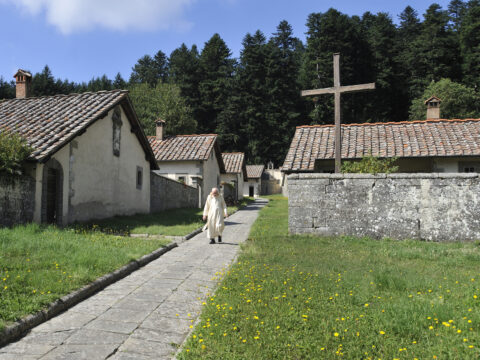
left=203, top=187, right=228, bottom=244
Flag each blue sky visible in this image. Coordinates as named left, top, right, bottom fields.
left=0, top=0, right=451, bottom=84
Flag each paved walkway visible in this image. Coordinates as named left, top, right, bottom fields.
left=0, top=199, right=267, bottom=360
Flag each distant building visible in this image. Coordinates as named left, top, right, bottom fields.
left=148, top=120, right=225, bottom=206
left=0, top=70, right=157, bottom=225
left=244, top=165, right=264, bottom=197
left=221, top=152, right=247, bottom=202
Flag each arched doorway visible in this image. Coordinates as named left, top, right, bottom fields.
left=41, top=158, right=64, bottom=225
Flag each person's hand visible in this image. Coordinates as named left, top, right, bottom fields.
left=203, top=215, right=207, bottom=221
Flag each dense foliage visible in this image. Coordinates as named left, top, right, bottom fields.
left=341, top=155, right=399, bottom=174
left=128, top=81, right=197, bottom=136
left=0, top=131, right=32, bottom=175
left=1, top=1, right=480, bottom=165
left=409, top=78, right=480, bottom=120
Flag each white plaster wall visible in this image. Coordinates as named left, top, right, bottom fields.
left=238, top=173, right=244, bottom=199
left=155, top=161, right=202, bottom=186
left=202, top=151, right=221, bottom=205
left=434, top=157, right=480, bottom=172
left=66, top=106, right=150, bottom=222
left=243, top=179, right=260, bottom=197
left=221, top=173, right=245, bottom=200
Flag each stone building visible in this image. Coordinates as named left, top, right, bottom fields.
left=243, top=165, right=264, bottom=197
left=0, top=70, right=158, bottom=225
left=221, top=152, right=247, bottom=202
left=148, top=120, right=225, bottom=206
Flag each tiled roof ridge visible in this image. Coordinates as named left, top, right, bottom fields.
left=148, top=133, right=217, bottom=140
left=297, top=118, right=480, bottom=129
left=1, top=89, right=128, bottom=102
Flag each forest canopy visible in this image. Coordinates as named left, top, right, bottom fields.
left=1, top=1, right=479, bottom=165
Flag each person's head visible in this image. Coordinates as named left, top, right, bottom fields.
left=211, top=187, right=219, bottom=197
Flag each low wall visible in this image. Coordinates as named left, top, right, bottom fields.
left=288, top=173, right=480, bottom=242
left=0, top=175, right=35, bottom=227
left=150, top=172, right=199, bottom=212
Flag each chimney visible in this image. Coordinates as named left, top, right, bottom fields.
left=425, top=96, right=442, bottom=120
left=156, top=119, right=166, bottom=141
left=13, top=69, right=32, bottom=99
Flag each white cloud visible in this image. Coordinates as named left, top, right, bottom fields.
left=4, top=0, right=195, bottom=34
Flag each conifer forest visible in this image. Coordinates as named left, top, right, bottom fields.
left=1, top=2, right=480, bottom=165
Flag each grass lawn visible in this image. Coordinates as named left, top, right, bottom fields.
left=81, top=197, right=254, bottom=236
left=0, top=224, right=169, bottom=331
left=178, top=195, right=480, bottom=359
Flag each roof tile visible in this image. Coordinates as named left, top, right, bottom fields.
left=246, top=165, right=264, bottom=179
left=0, top=90, right=128, bottom=161
left=222, top=152, right=245, bottom=174
left=149, top=134, right=217, bottom=161
left=282, top=119, right=480, bottom=171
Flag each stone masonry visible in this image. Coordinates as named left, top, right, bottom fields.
left=0, top=174, right=35, bottom=227
left=150, top=172, right=198, bottom=212
left=288, top=173, right=480, bottom=242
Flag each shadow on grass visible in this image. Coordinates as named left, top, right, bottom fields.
left=71, top=207, right=204, bottom=237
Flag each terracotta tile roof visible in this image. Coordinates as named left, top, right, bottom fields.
left=222, top=152, right=245, bottom=174
left=148, top=134, right=219, bottom=161
left=246, top=165, right=265, bottom=179
left=282, top=119, right=480, bottom=172
left=0, top=90, right=147, bottom=162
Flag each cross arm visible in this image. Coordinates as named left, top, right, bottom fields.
left=301, top=83, right=375, bottom=97
left=338, top=83, right=375, bottom=94
left=301, top=88, right=336, bottom=96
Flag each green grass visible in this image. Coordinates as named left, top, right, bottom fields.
left=0, top=224, right=169, bottom=331
left=178, top=195, right=480, bottom=359
left=80, top=197, right=255, bottom=236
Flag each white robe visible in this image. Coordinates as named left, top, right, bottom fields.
left=203, top=194, right=227, bottom=238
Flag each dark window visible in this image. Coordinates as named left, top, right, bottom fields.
left=136, top=166, right=143, bottom=189
left=459, top=162, right=480, bottom=173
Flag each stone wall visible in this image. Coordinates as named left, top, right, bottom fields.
left=150, top=172, right=199, bottom=212
left=288, top=173, right=480, bottom=242
left=0, top=175, right=35, bottom=227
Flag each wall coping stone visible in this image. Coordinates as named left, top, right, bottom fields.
left=288, top=172, right=480, bottom=180
left=151, top=171, right=198, bottom=190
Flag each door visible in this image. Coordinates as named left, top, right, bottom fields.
left=46, top=168, right=58, bottom=224
left=249, top=186, right=254, bottom=197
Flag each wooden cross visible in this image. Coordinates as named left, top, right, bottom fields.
left=301, top=53, right=375, bottom=173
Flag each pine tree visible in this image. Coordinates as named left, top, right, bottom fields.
left=301, top=9, right=371, bottom=125
left=396, top=6, right=423, bottom=113
left=0, top=77, right=15, bottom=99
left=411, top=4, right=461, bottom=95
left=448, top=0, right=467, bottom=30
left=129, top=52, right=168, bottom=87
left=197, top=34, right=235, bottom=133
left=361, top=12, right=401, bottom=121
left=113, top=73, right=127, bottom=89
left=459, top=0, right=480, bottom=87
left=168, top=44, right=202, bottom=125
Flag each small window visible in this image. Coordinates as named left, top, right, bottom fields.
left=464, top=167, right=475, bottom=173
left=136, top=166, right=143, bottom=190
left=178, top=176, right=186, bottom=184
left=191, top=177, right=197, bottom=186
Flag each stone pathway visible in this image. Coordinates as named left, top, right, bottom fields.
left=0, top=199, right=267, bottom=360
